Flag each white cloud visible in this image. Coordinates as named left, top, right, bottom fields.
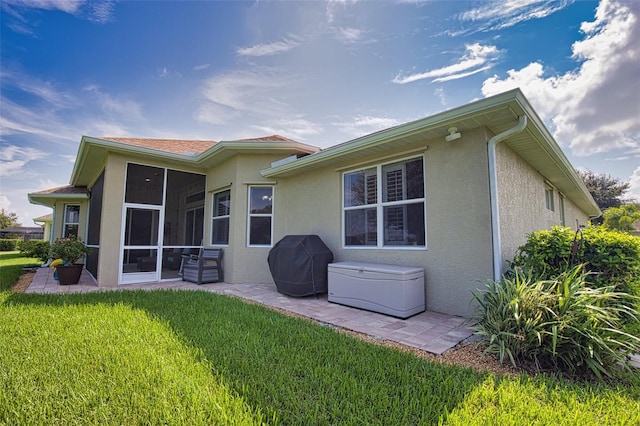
left=0, top=99, right=77, bottom=142
left=236, top=37, right=301, bottom=57
left=194, top=64, right=210, bottom=71
left=337, top=27, right=364, bottom=43
left=393, top=43, right=500, bottom=84
left=83, top=85, right=144, bottom=122
left=457, top=0, right=572, bottom=33
left=0, top=145, right=47, bottom=177
left=325, top=0, right=354, bottom=24
left=85, top=121, right=131, bottom=138
left=154, top=67, right=182, bottom=80
left=334, top=115, right=402, bottom=137
left=1, top=0, right=115, bottom=25
left=1, top=75, right=145, bottom=144
left=624, top=166, right=640, bottom=203
left=627, top=166, right=640, bottom=202
left=252, top=116, right=323, bottom=141
left=0, top=195, right=11, bottom=210
left=434, top=87, right=448, bottom=106
left=0, top=70, right=75, bottom=109
left=481, top=0, right=640, bottom=156
left=196, top=69, right=292, bottom=124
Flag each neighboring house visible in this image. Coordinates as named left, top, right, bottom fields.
left=28, top=89, right=600, bottom=317
left=33, top=213, right=53, bottom=242
left=0, top=226, right=44, bottom=241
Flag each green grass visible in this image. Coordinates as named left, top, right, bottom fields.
left=0, top=251, right=41, bottom=291
left=1, top=253, right=639, bottom=424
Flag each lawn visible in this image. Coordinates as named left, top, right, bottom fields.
left=1, top=252, right=639, bottom=425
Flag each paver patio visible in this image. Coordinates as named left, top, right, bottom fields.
left=26, top=267, right=475, bottom=355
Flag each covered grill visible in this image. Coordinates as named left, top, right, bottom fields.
left=268, top=235, right=334, bottom=297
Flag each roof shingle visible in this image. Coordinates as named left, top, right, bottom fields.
left=100, top=137, right=217, bottom=156
left=32, top=185, right=88, bottom=195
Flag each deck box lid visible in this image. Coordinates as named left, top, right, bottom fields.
left=328, top=261, right=423, bottom=277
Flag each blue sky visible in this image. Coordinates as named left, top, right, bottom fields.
left=1, top=0, right=639, bottom=225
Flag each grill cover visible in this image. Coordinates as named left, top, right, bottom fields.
left=268, top=235, right=334, bottom=297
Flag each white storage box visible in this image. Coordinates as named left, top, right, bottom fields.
left=328, top=262, right=425, bottom=319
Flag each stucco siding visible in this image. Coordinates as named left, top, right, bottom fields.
left=496, top=143, right=590, bottom=268
left=208, top=154, right=290, bottom=284
left=52, top=200, right=88, bottom=242
left=561, top=196, right=590, bottom=229
left=96, top=154, right=127, bottom=287
left=275, top=128, right=494, bottom=317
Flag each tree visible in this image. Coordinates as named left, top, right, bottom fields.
left=603, top=204, right=640, bottom=232
left=0, top=208, right=21, bottom=229
left=578, top=170, right=630, bottom=210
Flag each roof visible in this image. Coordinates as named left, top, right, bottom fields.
left=100, top=137, right=216, bottom=156
left=33, top=213, right=53, bottom=222
left=30, top=185, right=88, bottom=196
left=260, top=88, right=600, bottom=217
left=28, top=185, right=88, bottom=208
left=70, top=134, right=320, bottom=185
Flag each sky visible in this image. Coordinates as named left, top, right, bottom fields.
left=1, top=0, right=639, bottom=226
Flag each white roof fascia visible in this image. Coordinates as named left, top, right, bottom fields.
left=261, top=89, right=522, bottom=178
left=28, top=192, right=88, bottom=208
left=71, top=136, right=319, bottom=184
left=193, top=140, right=318, bottom=165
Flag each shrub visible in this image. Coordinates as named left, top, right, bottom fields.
left=18, top=240, right=51, bottom=262
left=0, top=239, right=19, bottom=251
left=49, top=236, right=90, bottom=264
left=472, top=265, right=640, bottom=379
left=511, top=226, right=640, bottom=296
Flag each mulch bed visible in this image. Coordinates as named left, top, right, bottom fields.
left=11, top=271, right=35, bottom=293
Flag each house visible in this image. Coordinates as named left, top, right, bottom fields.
left=33, top=213, right=53, bottom=242
left=0, top=226, right=44, bottom=241
left=28, top=89, right=600, bottom=317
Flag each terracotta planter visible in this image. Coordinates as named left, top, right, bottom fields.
left=56, top=264, right=84, bottom=285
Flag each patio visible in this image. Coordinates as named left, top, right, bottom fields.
left=26, top=267, right=475, bottom=355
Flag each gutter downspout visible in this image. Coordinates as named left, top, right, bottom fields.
left=488, top=115, right=528, bottom=281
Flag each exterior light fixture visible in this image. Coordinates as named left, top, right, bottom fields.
left=445, top=127, right=461, bottom=142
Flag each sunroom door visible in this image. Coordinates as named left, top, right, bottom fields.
left=120, top=206, right=162, bottom=284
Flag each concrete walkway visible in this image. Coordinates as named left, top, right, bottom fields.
left=26, top=267, right=473, bottom=355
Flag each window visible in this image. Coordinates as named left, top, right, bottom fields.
left=63, top=205, right=80, bottom=238
left=559, top=194, right=566, bottom=226
left=545, top=187, right=555, bottom=211
left=343, top=156, right=425, bottom=248
left=211, top=189, right=231, bottom=245
left=248, top=186, right=273, bottom=246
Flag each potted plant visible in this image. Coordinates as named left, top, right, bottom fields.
left=49, top=236, right=90, bottom=285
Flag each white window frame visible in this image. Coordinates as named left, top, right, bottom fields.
left=342, top=155, right=426, bottom=250
left=545, top=186, right=555, bottom=211
left=211, top=188, right=231, bottom=246
left=247, top=185, right=274, bottom=247
left=63, top=204, right=80, bottom=238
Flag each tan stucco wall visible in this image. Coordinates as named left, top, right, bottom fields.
left=51, top=200, right=89, bottom=242
left=205, top=154, right=286, bottom=284
left=496, top=143, right=590, bottom=268
left=80, top=131, right=593, bottom=317
left=95, top=154, right=127, bottom=287
left=273, top=128, right=495, bottom=317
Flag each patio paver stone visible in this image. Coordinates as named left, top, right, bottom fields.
left=26, top=267, right=474, bottom=355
